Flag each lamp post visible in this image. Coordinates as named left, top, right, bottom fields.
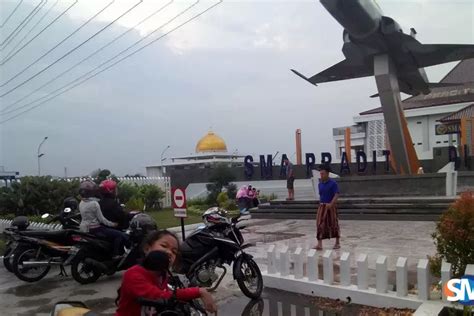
left=37, top=136, right=48, bottom=176
left=160, top=145, right=171, bottom=176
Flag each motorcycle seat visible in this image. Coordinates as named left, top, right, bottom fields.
left=19, top=230, right=70, bottom=238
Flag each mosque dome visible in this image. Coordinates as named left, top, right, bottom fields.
left=196, top=131, right=227, bottom=153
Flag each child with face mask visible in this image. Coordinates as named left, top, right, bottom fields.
left=115, top=230, right=217, bottom=316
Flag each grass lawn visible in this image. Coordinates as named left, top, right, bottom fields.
left=148, top=208, right=203, bottom=229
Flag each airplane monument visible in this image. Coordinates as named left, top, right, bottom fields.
left=292, top=0, right=474, bottom=174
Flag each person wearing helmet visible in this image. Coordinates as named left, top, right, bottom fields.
left=99, top=180, right=128, bottom=230
left=78, top=180, right=126, bottom=259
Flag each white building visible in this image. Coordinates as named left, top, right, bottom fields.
left=146, top=131, right=244, bottom=177
left=334, top=58, right=474, bottom=161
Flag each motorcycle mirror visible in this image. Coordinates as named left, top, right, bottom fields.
left=64, top=207, right=72, bottom=213
left=41, top=213, right=50, bottom=219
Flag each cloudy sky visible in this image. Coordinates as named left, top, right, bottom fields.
left=0, top=0, right=473, bottom=177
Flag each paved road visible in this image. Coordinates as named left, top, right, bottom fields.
left=0, top=219, right=437, bottom=315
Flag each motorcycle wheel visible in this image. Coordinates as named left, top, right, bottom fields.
left=236, top=258, right=263, bottom=299
left=241, top=299, right=264, bottom=316
left=12, top=247, right=51, bottom=282
left=3, top=246, right=13, bottom=272
left=71, top=254, right=102, bottom=284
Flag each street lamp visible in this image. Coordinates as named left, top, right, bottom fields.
left=37, top=136, right=48, bottom=176
left=160, top=145, right=171, bottom=176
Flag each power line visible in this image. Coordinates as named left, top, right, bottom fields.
left=1, top=0, right=60, bottom=64
left=0, top=0, right=114, bottom=88
left=2, top=0, right=197, bottom=115
left=0, top=0, right=144, bottom=97
left=1, top=0, right=174, bottom=113
left=0, top=0, right=223, bottom=124
left=0, top=0, right=49, bottom=52
left=0, top=0, right=46, bottom=48
left=0, top=0, right=144, bottom=96
left=0, top=0, right=24, bottom=28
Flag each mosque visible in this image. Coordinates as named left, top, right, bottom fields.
left=146, top=131, right=245, bottom=177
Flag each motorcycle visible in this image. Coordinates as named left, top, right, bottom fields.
left=68, top=212, right=156, bottom=284
left=2, top=215, right=31, bottom=272
left=179, top=207, right=263, bottom=299
left=9, top=207, right=82, bottom=282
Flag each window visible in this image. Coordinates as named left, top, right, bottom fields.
left=417, top=143, right=422, bottom=145
left=417, top=121, right=422, bottom=124
left=436, top=141, right=441, bottom=144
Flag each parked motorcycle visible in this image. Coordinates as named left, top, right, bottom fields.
left=9, top=207, right=82, bottom=282
left=179, top=207, right=263, bottom=299
left=68, top=213, right=157, bottom=284
left=2, top=216, right=31, bottom=272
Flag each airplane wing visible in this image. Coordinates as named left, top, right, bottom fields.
left=291, top=59, right=373, bottom=86
left=404, top=37, right=474, bottom=68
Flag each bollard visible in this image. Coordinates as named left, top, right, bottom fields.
left=280, top=246, right=290, bottom=277
left=294, top=247, right=304, bottom=279
left=376, top=255, right=388, bottom=294
left=441, top=261, right=452, bottom=302
left=340, top=252, right=351, bottom=286
left=323, top=250, right=334, bottom=285
left=307, top=249, right=318, bottom=282
left=396, top=257, right=408, bottom=297
left=417, top=259, right=430, bottom=300
left=357, top=254, right=369, bottom=290
left=267, top=245, right=277, bottom=274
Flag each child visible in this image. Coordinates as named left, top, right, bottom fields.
left=115, top=230, right=217, bottom=316
left=78, top=180, right=126, bottom=258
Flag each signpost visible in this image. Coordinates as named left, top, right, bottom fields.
left=172, top=187, right=187, bottom=240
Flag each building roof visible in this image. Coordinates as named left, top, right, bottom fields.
left=360, top=58, right=474, bottom=115
left=195, top=131, right=228, bottom=153
left=439, top=103, right=474, bottom=123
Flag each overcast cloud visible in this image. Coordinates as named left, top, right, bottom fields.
left=0, top=0, right=473, bottom=177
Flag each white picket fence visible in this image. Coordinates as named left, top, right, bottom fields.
left=0, top=219, right=61, bottom=233
left=1, top=176, right=172, bottom=208
left=264, top=245, right=473, bottom=310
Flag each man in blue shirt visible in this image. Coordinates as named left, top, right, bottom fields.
left=315, top=165, right=340, bottom=250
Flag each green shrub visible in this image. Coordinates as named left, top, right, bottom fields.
left=138, top=184, right=165, bottom=210
left=126, top=197, right=145, bottom=211
left=224, top=200, right=237, bottom=211
left=430, top=192, right=474, bottom=277
left=217, top=192, right=229, bottom=207
left=0, top=177, right=79, bottom=216
left=117, top=182, right=139, bottom=204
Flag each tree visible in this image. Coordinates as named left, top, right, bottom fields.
left=206, top=165, right=236, bottom=205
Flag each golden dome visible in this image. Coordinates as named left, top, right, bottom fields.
left=196, top=131, right=227, bottom=153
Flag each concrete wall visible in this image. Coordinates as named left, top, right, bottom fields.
left=337, top=174, right=447, bottom=197
left=458, top=171, right=474, bottom=193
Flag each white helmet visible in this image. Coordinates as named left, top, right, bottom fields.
left=202, top=207, right=229, bottom=226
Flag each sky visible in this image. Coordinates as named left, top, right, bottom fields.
left=0, top=0, right=473, bottom=177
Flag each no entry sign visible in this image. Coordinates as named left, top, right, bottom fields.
left=172, top=187, right=187, bottom=218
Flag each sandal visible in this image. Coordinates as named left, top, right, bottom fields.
left=312, top=246, right=323, bottom=251
left=333, top=244, right=341, bottom=250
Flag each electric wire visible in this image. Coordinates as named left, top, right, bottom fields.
left=0, top=1, right=223, bottom=124
left=0, top=0, right=115, bottom=88
left=1, top=0, right=174, bottom=113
